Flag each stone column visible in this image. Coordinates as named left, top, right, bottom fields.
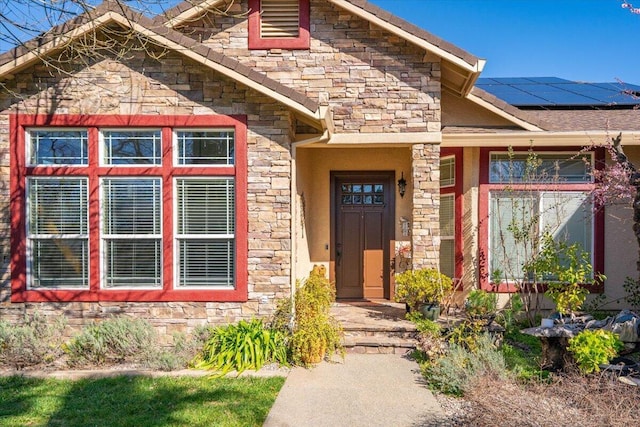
left=411, top=143, right=440, bottom=269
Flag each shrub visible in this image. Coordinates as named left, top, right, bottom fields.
left=0, top=312, right=66, bottom=369
left=426, top=333, right=509, bottom=396
left=394, top=268, right=453, bottom=311
left=568, top=329, right=623, bottom=374
left=290, top=270, right=343, bottom=365
left=147, top=328, right=211, bottom=371
left=406, top=312, right=447, bottom=361
left=194, top=319, right=288, bottom=376
left=465, top=289, right=498, bottom=319
left=64, top=316, right=156, bottom=367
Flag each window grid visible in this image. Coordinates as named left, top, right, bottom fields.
left=176, top=130, right=235, bottom=166
left=102, top=129, right=162, bottom=165
left=28, top=129, right=88, bottom=166
left=14, top=115, right=247, bottom=302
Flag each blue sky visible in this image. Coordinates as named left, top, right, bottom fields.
left=369, top=0, right=640, bottom=83
left=2, top=0, right=639, bottom=83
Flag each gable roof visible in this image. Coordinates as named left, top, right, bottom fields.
left=160, top=0, right=486, bottom=97
left=0, top=0, right=325, bottom=125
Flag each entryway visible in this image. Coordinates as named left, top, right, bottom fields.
left=331, top=172, right=395, bottom=300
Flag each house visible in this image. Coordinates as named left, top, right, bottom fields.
left=1, top=0, right=639, bottom=336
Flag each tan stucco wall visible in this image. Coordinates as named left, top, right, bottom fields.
left=442, top=91, right=516, bottom=128
left=294, top=146, right=413, bottom=279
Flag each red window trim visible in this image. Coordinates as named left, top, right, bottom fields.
left=440, top=148, right=464, bottom=280
left=248, top=0, right=310, bottom=50
left=10, top=114, right=248, bottom=303
left=477, top=146, right=604, bottom=293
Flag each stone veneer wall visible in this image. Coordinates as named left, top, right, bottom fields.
left=410, top=143, right=441, bottom=269
left=185, top=0, right=441, bottom=134
left=0, top=49, right=293, bottom=343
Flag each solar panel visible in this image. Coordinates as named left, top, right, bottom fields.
left=476, top=77, right=640, bottom=107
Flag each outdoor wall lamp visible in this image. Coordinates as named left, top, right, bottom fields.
left=397, top=172, right=407, bottom=198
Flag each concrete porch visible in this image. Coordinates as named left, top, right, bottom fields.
left=331, top=301, right=418, bottom=354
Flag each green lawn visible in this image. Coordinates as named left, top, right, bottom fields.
left=0, top=375, right=285, bottom=427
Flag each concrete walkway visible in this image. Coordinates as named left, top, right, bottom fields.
left=264, top=353, right=446, bottom=427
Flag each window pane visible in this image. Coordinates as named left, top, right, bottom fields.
left=103, top=179, right=161, bottom=235
left=178, top=239, right=235, bottom=287
left=29, top=130, right=87, bottom=165
left=176, top=130, right=234, bottom=165
left=439, top=239, right=455, bottom=279
left=103, top=130, right=161, bottom=165
left=440, top=194, right=455, bottom=238
left=104, top=239, right=162, bottom=287
left=489, top=191, right=537, bottom=281
left=440, top=157, right=455, bottom=187
left=27, top=177, right=89, bottom=289
left=31, top=239, right=89, bottom=288
left=176, top=178, right=235, bottom=287
left=29, top=178, right=88, bottom=235
left=541, top=192, right=592, bottom=256
left=489, top=190, right=593, bottom=282
left=490, top=153, right=591, bottom=183
left=177, top=179, right=234, bottom=235
left=102, top=178, right=162, bottom=288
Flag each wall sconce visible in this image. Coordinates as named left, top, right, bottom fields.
left=397, top=172, right=407, bottom=198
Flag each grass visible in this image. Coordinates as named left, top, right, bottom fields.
left=0, top=375, right=285, bottom=427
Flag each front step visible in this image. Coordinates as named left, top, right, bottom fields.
left=331, top=301, right=419, bottom=355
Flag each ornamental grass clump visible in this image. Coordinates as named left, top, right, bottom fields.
left=194, top=319, right=288, bottom=376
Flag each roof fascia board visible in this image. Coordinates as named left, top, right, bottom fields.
left=465, top=92, right=543, bottom=131
left=163, top=0, right=228, bottom=28
left=328, top=0, right=482, bottom=74
left=443, top=131, right=640, bottom=147
left=328, top=131, right=442, bottom=145
left=0, top=12, right=118, bottom=78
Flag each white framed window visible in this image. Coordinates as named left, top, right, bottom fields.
left=175, top=129, right=235, bottom=166
left=27, top=129, right=88, bottom=166
left=440, top=156, right=455, bottom=188
left=101, top=178, right=162, bottom=288
left=489, top=152, right=592, bottom=184
left=175, top=178, right=235, bottom=288
left=101, top=129, right=162, bottom=166
left=27, top=177, right=89, bottom=288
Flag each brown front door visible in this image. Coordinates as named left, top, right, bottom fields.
left=332, top=172, right=394, bottom=299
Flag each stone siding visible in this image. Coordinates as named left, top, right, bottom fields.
left=0, top=48, right=292, bottom=337
left=410, top=143, right=440, bottom=269
left=185, top=0, right=441, bottom=134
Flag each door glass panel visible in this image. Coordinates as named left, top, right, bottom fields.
left=340, top=182, right=385, bottom=206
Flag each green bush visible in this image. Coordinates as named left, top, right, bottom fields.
left=465, top=289, right=498, bottom=319
left=426, top=333, right=509, bottom=396
left=194, top=319, right=288, bottom=376
left=63, top=316, right=156, bottom=366
left=568, top=329, right=623, bottom=374
left=0, top=312, right=66, bottom=369
left=289, top=270, right=343, bottom=366
left=394, top=268, right=453, bottom=311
